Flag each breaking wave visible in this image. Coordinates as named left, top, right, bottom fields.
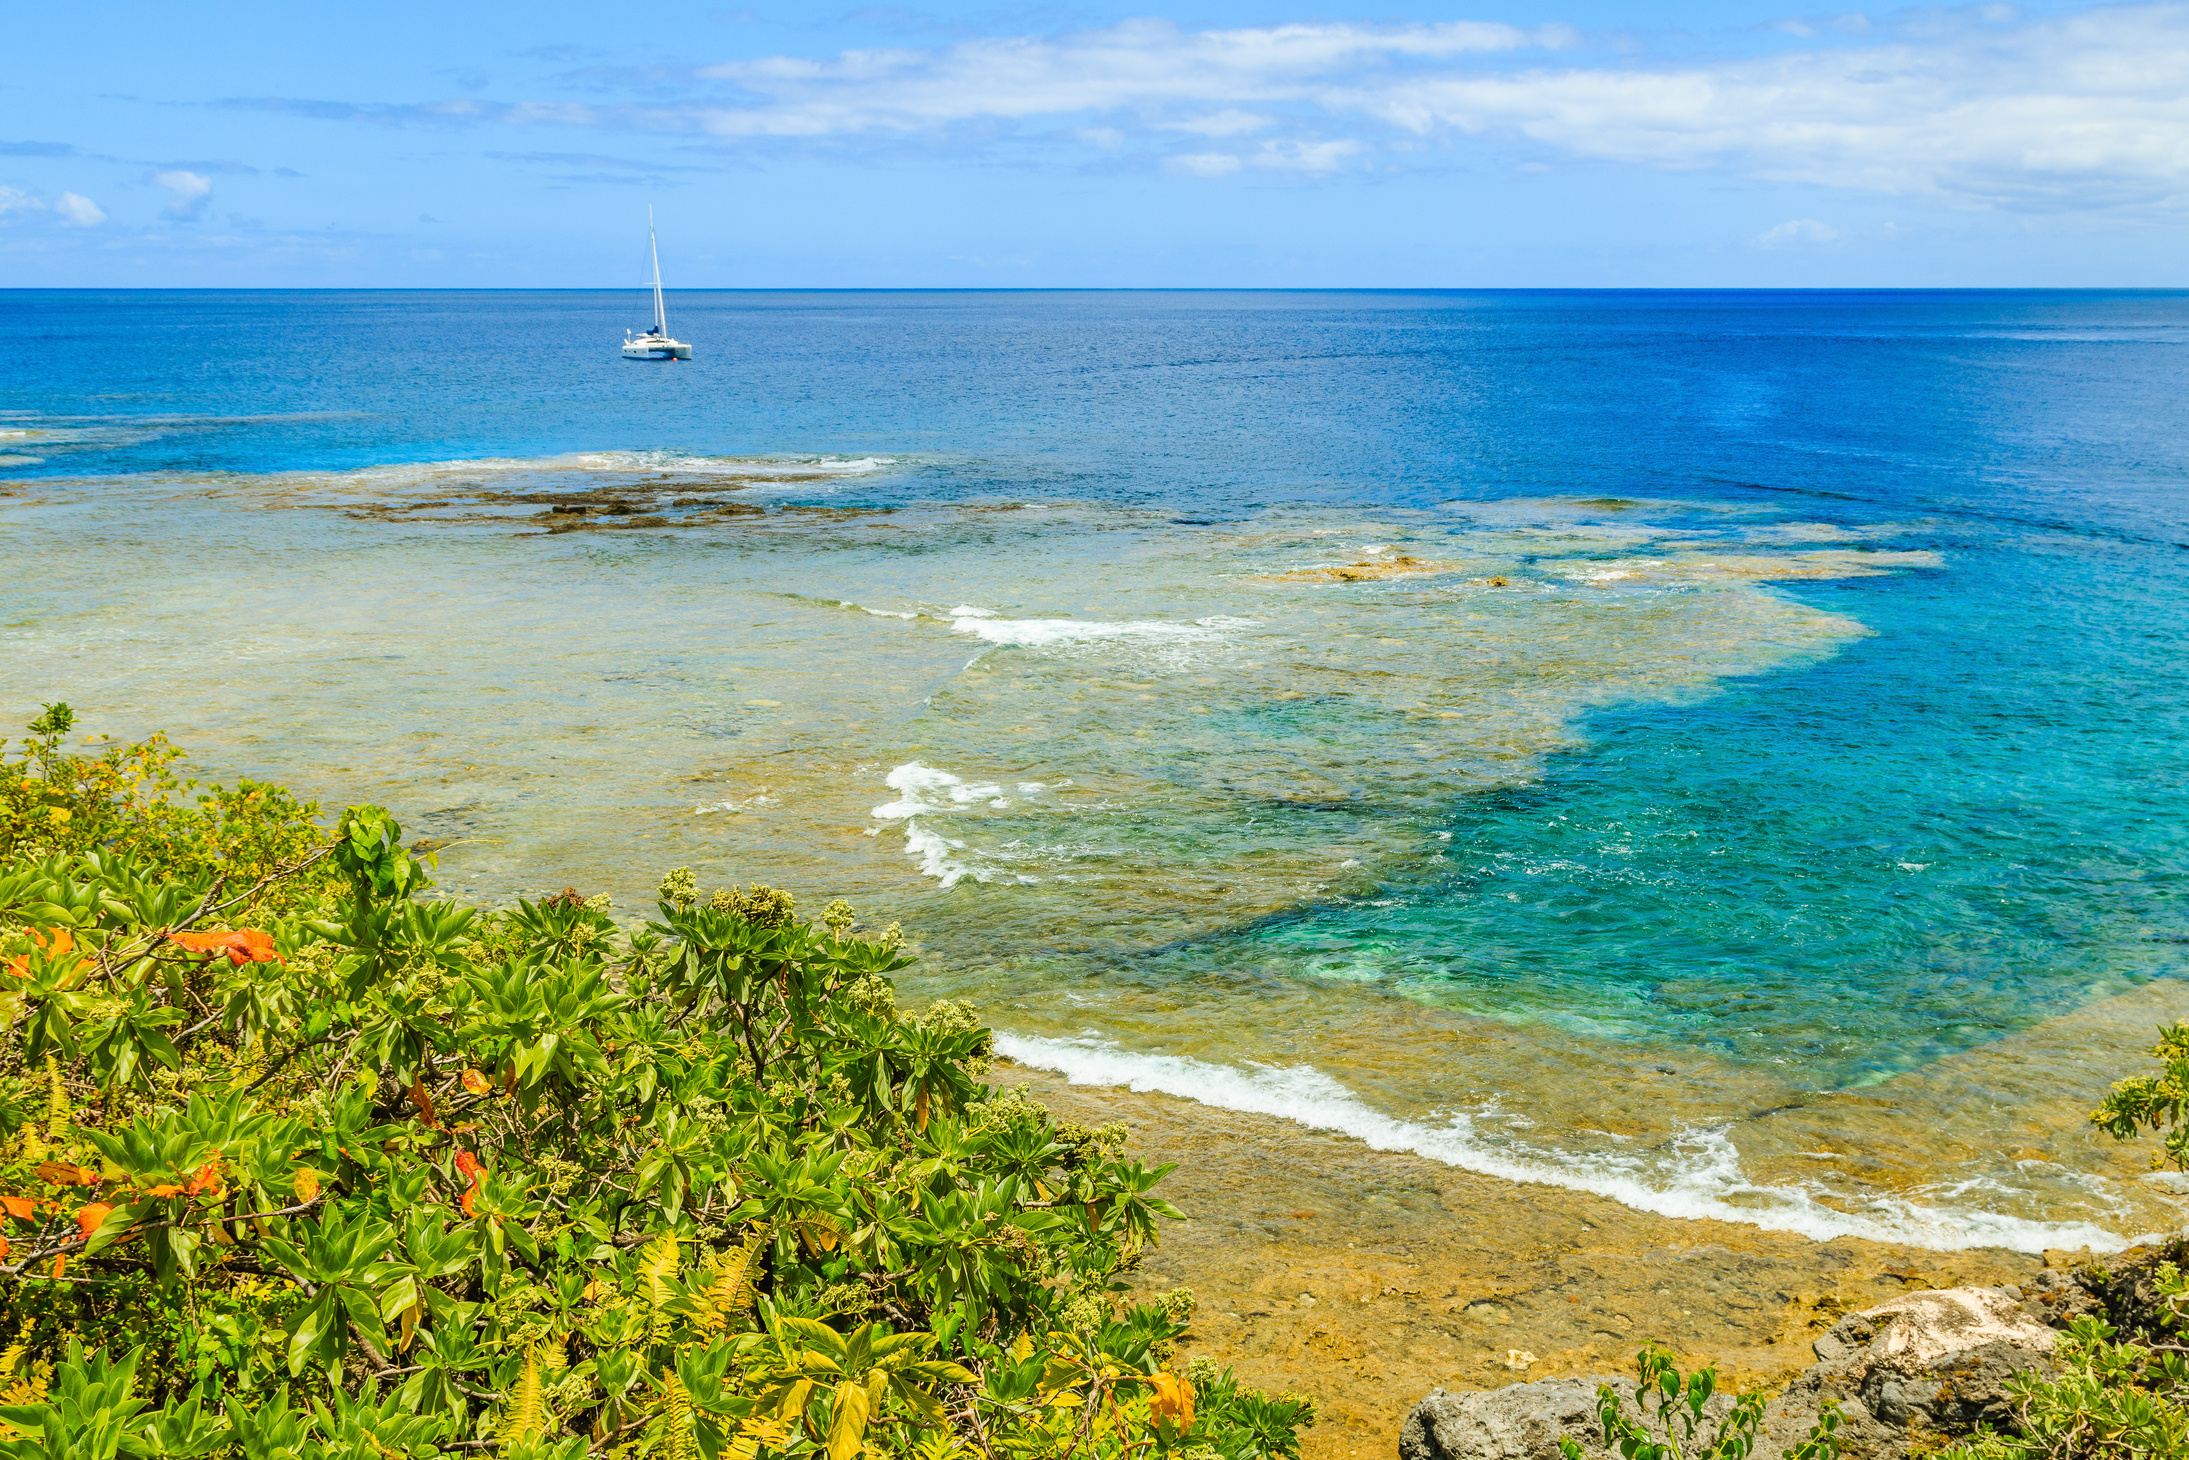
left=994, top=1031, right=2146, bottom=1255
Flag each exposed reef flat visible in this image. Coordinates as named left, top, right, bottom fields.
left=1016, top=1065, right=2073, bottom=1460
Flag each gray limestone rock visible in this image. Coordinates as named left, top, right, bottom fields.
left=1402, top=1285, right=2068, bottom=1460
left=1764, top=1286, right=2063, bottom=1460
left=1401, top=1376, right=1736, bottom=1460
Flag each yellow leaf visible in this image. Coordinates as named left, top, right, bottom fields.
left=1149, top=1371, right=1195, bottom=1428
left=292, top=1168, right=320, bottom=1203
left=826, top=1379, right=870, bottom=1460
left=774, top=1378, right=814, bottom=1421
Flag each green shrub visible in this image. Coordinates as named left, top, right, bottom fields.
left=1931, top=1303, right=2189, bottom=1460
left=0, top=707, right=1309, bottom=1460
left=1559, top=1345, right=1841, bottom=1460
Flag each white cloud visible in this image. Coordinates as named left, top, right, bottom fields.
left=225, top=2, right=2189, bottom=215
left=154, top=169, right=214, bottom=221
left=687, top=19, right=1562, bottom=138
left=1249, top=138, right=1368, bottom=172
left=1166, top=152, right=1244, bottom=177
left=54, top=192, right=105, bottom=227
left=1350, top=4, right=2189, bottom=210
left=1757, top=217, right=1844, bottom=245
left=1162, top=109, right=1276, bottom=138
left=678, top=2, right=2189, bottom=209
left=0, top=186, right=108, bottom=227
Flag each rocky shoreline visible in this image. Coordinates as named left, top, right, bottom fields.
left=1011, top=1062, right=2077, bottom=1459
left=1403, top=1247, right=2180, bottom=1460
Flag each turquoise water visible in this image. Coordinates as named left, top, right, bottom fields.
left=3, top=288, right=2186, bottom=1248
left=1220, top=538, right=2189, bottom=1077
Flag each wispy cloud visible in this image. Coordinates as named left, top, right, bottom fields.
left=211, top=3, right=2189, bottom=215
left=1350, top=4, right=2189, bottom=210
left=1757, top=217, right=1844, bottom=246
left=154, top=169, right=214, bottom=221
left=215, top=97, right=595, bottom=127
left=483, top=150, right=722, bottom=172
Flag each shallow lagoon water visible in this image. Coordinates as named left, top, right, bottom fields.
left=2, top=288, right=2185, bottom=1254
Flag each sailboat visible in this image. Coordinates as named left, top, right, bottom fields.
left=622, top=208, right=692, bottom=361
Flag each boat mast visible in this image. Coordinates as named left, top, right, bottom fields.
left=648, top=207, right=667, bottom=337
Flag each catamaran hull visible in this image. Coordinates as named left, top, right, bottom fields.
left=621, top=342, right=692, bottom=360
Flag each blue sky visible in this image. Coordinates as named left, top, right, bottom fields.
left=4, top=0, right=2185, bottom=286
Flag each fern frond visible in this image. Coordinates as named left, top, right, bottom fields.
left=694, top=1233, right=764, bottom=1335
left=42, top=1055, right=66, bottom=1146
left=723, top=1415, right=796, bottom=1460
left=500, top=1344, right=546, bottom=1446
left=641, top=1232, right=681, bottom=1345
left=912, top=1429, right=961, bottom=1460
left=663, top=1370, right=699, bottom=1460
left=0, top=1342, right=41, bottom=1426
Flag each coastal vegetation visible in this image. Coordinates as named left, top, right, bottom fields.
left=1557, top=1346, right=1842, bottom=1460
left=0, top=705, right=1314, bottom=1460
left=1913, top=1032, right=2189, bottom=1460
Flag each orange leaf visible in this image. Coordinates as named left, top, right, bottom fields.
left=74, top=1202, right=114, bottom=1239
left=169, top=928, right=282, bottom=967
left=0, top=1196, right=36, bottom=1222
left=142, top=1184, right=184, bottom=1199
left=408, top=1079, right=439, bottom=1129
left=6, top=927, right=78, bottom=981
left=0, top=1234, right=10, bottom=1260
left=460, top=1068, right=490, bottom=1096
left=49, top=1254, right=64, bottom=1280
left=186, top=1155, right=224, bottom=1198
left=35, top=1162, right=96, bottom=1188
left=453, top=1151, right=483, bottom=1217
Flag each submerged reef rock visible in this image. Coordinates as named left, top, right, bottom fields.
left=1402, top=1274, right=2101, bottom=1460
left=1263, top=553, right=1451, bottom=583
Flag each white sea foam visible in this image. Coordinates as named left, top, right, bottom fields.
left=561, top=450, right=892, bottom=477
left=994, top=1032, right=2146, bottom=1254
left=871, top=762, right=1021, bottom=888
left=948, top=611, right=1216, bottom=648
left=693, top=792, right=777, bottom=816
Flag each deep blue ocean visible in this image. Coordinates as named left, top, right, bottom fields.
left=4, top=288, right=2185, bottom=1247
